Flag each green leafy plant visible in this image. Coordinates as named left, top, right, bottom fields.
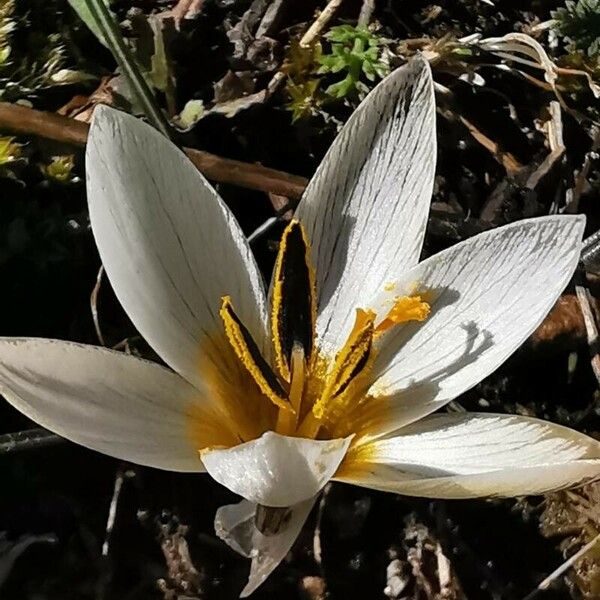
left=67, top=0, right=111, bottom=47
left=552, top=0, right=600, bottom=57
left=317, top=25, right=389, bottom=99
left=0, top=135, right=25, bottom=179
left=286, top=78, right=322, bottom=122
left=283, top=40, right=325, bottom=121
left=0, top=136, right=20, bottom=165
left=42, top=155, right=77, bottom=183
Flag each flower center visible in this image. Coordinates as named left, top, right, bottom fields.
left=218, top=220, right=430, bottom=441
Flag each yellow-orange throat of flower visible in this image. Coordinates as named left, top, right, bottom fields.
left=218, top=220, right=430, bottom=440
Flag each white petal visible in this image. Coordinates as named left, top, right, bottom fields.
left=337, top=413, right=600, bottom=498
left=203, top=431, right=351, bottom=506
left=87, top=106, right=268, bottom=390
left=0, top=338, right=228, bottom=471
left=354, top=216, right=585, bottom=437
left=215, top=498, right=316, bottom=597
left=294, top=56, right=436, bottom=355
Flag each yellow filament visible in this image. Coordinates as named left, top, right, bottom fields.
left=375, top=295, right=430, bottom=335
left=220, top=296, right=292, bottom=413
left=288, top=344, right=306, bottom=415
left=276, top=344, right=306, bottom=435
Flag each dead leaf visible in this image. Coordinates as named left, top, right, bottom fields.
left=168, top=0, right=205, bottom=29
left=225, top=0, right=281, bottom=71
left=475, top=32, right=600, bottom=102
left=213, top=70, right=256, bottom=104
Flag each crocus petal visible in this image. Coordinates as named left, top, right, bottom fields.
left=203, top=431, right=351, bottom=507
left=215, top=498, right=316, bottom=597
left=349, top=216, right=585, bottom=438
left=0, top=338, right=230, bottom=471
left=337, top=413, right=600, bottom=498
left=293, top=56, right=436, bottom=355
left=86, top=106, right=268, bottom=390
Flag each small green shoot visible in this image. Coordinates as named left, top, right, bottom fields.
left=283, top=40, right=325, bottom=121
left=0, top=136, right=20, bottom=165
left=317, top=25, right=389, bottom=99
left=43, top=155, right=77, bottom=183
left=286, top=78, right=322, bottom=122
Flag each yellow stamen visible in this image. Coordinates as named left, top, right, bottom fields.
left=298, top=309, right=375, bottom=438
left=276, top=343, right=306, bottom=435
left=271, top=220, right=317, bottom=381
left=316, top=309, right=376, bottom=412
left=220, top=296, right=293, bottom=413
left=375, top=295, right=430, bottom=335
left=271, top=237, right=289, bottom=379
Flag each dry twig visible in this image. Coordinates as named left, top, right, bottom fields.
left=575, top=285, right=600, bottom=388
left=564, top=125, right=600, bottom=214
left=267, top=0, right=345, bottom=95
left=91, top=265, right=106, bottom=347
left=526, top=101, right=565, bottom=191
left=0, top=427, right=62, bottom=454
left=0, top=102, right=308, bottom=199
left=358, top=0, right=376, bottom=27
left=458, top=115, right=523, bottom=175
left=102, top=466, right=134, bottom=557
left=301, top=0, right=344, bottom=48
left=522, top=533, right=600, bottom=600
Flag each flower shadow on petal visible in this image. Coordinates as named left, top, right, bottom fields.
left=398, top=319, right=495, bottom=396
left=338, top=287, right=496, bottom=439
left=377, top=318, right=494, bottom=401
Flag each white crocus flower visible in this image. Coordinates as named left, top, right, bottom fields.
left=0, top=56, right=598, bottom=596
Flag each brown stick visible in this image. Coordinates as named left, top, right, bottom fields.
left=267, top=0, right=345, bottom=95
left=0, top=102, right=309, bottom=199
left=459, top=115, right=523, bottom=175
left=0, top=102, right=90, bottom=146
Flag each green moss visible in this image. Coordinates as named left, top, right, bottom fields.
left=0, top=136, right=20, bottom=165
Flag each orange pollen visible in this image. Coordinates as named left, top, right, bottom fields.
left=375, top=295, right=430, bottom=335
